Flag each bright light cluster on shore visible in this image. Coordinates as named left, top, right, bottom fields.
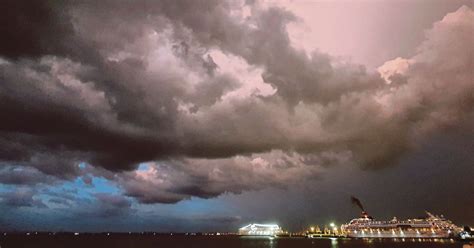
left=238, top=224, right=283, bottom=236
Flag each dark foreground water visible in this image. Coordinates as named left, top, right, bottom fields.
left=0, top=234, right=471, bottom=248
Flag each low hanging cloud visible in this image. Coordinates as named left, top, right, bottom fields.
left=0, top=166, right=55, bottom=186
left=91, top=193, right=135, bottom=218
left=0, top=188, right=47, bottom=208
left=119, top=150, right=351, bottom=203
left=0, top=1, right=472, bottom=204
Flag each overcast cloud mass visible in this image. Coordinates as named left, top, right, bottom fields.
left=0, top=0, right=473, bottom=231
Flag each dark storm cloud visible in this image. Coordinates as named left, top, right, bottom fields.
left=119, top=151, right=344, bottom=203
left=41, top=191, right=135, bottom=218
left=91, top=193, right=134, bottom=218
left=0, top=0, right=472, bottom=204
left=0, top=166, right=56, bottom=185
left=0, top=56, right=174, bottom=171
left=0, top=189, right=47, bottom=208
left=0, top=1, right=71, bottom=59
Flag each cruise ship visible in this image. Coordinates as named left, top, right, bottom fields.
left=341, top=211, right=461, bottom=238
left=238, top=224, right=283, bottom=236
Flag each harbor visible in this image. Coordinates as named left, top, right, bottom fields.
left=236, top=197, right=473, bottom=241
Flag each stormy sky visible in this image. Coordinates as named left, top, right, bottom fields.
left=0, top=0, right=473, bottom=232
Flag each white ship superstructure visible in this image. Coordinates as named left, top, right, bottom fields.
left=341, top=211, right=461, bottom=238
left=238, top=224, right=283, bottom=236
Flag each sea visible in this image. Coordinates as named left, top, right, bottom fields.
left=0, top=234, right=472, bottom=248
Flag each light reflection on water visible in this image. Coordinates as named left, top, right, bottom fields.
left=1, top=234, right=468, bottom=248
left=330, top=237, right=338, bottom=248
left=268, top=237, right=276, bottom=248
left=239, top=236, right=465, bottom=248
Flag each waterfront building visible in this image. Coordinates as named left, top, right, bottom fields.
left=238, top=224, right=283, bottom=236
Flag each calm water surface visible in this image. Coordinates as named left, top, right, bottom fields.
left=0, top=234, right=471, bottom=248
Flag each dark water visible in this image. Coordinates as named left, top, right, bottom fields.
left=0, top=234, right=470, bottom=248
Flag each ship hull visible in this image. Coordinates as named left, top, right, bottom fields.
left=345, top=229, right=453, bottom=239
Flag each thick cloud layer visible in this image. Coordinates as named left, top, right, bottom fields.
left=0, top=0, right=473, bottom=204
left=0, top=188, right=46, bottom=208
left=119, top=150, right=350, bottom=203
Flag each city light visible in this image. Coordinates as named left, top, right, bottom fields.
left=238, top=224, right=283, bottom=236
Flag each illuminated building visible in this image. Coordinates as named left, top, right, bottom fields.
left=238, top=224, right=283, bottom=236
